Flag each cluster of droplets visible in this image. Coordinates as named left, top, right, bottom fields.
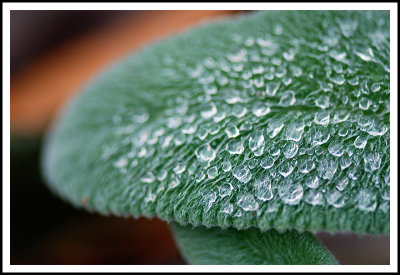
left=104, top=11, right=389, bottom=219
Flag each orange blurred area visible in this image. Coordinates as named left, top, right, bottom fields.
left=11, top=10, right=239, bottom=135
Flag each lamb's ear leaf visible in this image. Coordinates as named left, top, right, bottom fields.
left=171, top=222, right=338, bottom=265
left=42, top=10, right=389, bottom=237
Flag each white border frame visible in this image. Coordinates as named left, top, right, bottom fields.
left=3, top=2, right=398, bottom=273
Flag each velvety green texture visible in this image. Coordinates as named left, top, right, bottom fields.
left=171, top=222, right=337, bottom=265
left=42, top=10, right=389, bottom=239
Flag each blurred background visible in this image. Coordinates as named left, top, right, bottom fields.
left=10, top=10, right=389, bottom=265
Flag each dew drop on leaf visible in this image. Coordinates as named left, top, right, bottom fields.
left=278, top=180, right=303, bottom=205
left=232, top=164, right=252, bottom=183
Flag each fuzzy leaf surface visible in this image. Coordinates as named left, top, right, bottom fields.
left=43, top=11, right=390, bottom=235
left=171, top=222, right=338, bottom=265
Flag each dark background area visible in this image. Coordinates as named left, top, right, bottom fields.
left=10, top=10, right=390, bottom=265
left=11, top=11, right=134, bottom=75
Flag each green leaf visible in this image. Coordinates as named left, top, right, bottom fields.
left=171, top=222, right=338, bottom=265
left=42, top=10, right=389, bottom=238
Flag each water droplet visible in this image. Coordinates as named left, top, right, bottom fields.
left=260, top=156, right=275, bottom=169
left=340, top=153, right=352, bottom=170
left=219, top=182, right=233, bottom=198
left=169, top=174, right=180, bottom=188
left=279, top=91, right=296, bottom=106
left=269, top=144, right=281, bottom=156
left=354, top=135, right=368, bottom=149
left=356, top=189, right=377, bottom=212
left=379, top=201, right=389, bottom=213
left=384, top=169, right=390, bottom=186
left=315, top=95, right=330, bottom=109
left=132, top=109, right=149, bottom=123
left=252, top=102, right=271, bottom=117
left=114, top=157, right=128, bottom=169
left=200, top=102, right=217, bottom=119
left=381, top=189, right=390, bottom=201
left=282, top=76, right=293, bottom=86
left=329, top=50, right=347, bottom=62
left=253, top=77, right=264, bottom=88
left=314, top=146, right=323, bottom=155
left=364, top=152, right=381, bottom=172
left=333, top=64, right=343, bottom=74
left=278, top=161, right=294, bottom=177
left=144, top=190, right=156, bottom=203
left=221, top=160, right=232, bottom=172
left=326, top=190, right=345, bottom=208
left=371, top=83, right=381, bottom=92
left=364, top=119, right=388, bottom=136
left=348, top=76, right=359, bottom=86
left=283, top=49, right=296, bottom=61
left=240, top=121, right=253, bottom=131
left=174, top=133, right=187, bottom=146
left=209, top=124, right=221, bottom=135
left=312, top=127, right=330, bottom=146
left=348, top=165, right=361, bottom=180
left=203, top=191, right=217, bottom=212
left=275, top=66, right=287, bottom=78
left=252, top=65, right=265, bottom=75
left=232, top=105, right=247, bottom=118
left=333, top=110, right=350, bottom=124
left=328, top=140, right=345, bottom=157
left=330, top=74, right=345, bottom=85
left=257, top=37, right=274, bottom=47
left=254, top=175, right=274, bottom=201
left=204, top=84, right=218, bottom=95
left=157, top=169, right=168, bottom=181
left=283, top=121, right=305, bottom=141
left=318, top=158, right=338, bottom=180
left=167, top=117, right=182, bottom=129
left=290, top=65, right=303, bottom=77
left=221, top=202, right=234, bottom=214
left=213, top=112, right=226, bottom=123
left=314, top=110, right=330, bottom=126
left=249, top=131, right=265, bottom=156
left=141, top=171, right=155, bottom=183
left=304, top=190, right=324, bottom=206
left=232, top=164, right=252, bottom=183
left=264, top=72, right=275, bottom=80
left=274, top=24, right=283, bottom=35
left=237, top=193, right=259, bottom=211
left=336, top=176, right=349, bottom=191
left=278, top=180, right=303, bottom=205
left=248, top=158, right=259, bottom=169
left=225, top=93, right=242, bottom=104
left=196, top=127, right=208, bottom=140
left=305, top=175, right=320, bottom=189
left=299, top=159, right=315, bottom=173
left=225, top=122, right=240, bottom=138
left=355, top=47, right=374, bottom=62
left=283, top=141, right=298, bottom=159
left=226, top=139, right=244, bottom=155
left=197, top=144, right=216, bottom=162
left=228, top=49, right=247, bottom=63
left=173, top=162, right=186, bottom=174
left=338, top=127, right=349, bottom=137
left=187, top=163, right=197, bottom=175
left=207, top=166, right=219, bottom=179
left=267, top=119, right=284, bottom=138
left=359, top=97, right=371, bottom=110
